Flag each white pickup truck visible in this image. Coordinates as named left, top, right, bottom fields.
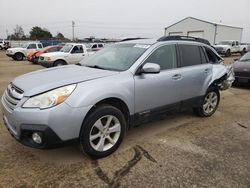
left=38, top=43, right=89, bottom=67
left=214, top=40, right=248, bottom=57
left=6, top=42, right=43, bottom=61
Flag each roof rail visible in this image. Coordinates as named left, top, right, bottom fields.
left=120, top=37, right=148, bottom=42
left=157, top=35, right=211, bottom=45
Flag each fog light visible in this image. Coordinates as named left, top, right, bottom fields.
left=32, top=132, right=42, bottom=144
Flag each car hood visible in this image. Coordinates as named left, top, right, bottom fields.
left=12, top=65, right=119, bottom=96
left=41, top=51, right=68, bottom=58
left=214, top=45, right=229, bottom=49
left=233, top=61, right=250, bottom=71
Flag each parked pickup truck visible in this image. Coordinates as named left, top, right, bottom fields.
left=39, top=43, right=88, bottom=67
left=6, top=42, right=43, bottom=61
left=214, top=40, right=248, bottom=57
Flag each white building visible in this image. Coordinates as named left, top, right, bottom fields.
left=164, top=17, right=243, bottom=44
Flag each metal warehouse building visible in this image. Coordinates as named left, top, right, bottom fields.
left=164, top=17, right=243, bottom=45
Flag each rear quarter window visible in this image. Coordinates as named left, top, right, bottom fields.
left=179, top=44, right=202, bottom=67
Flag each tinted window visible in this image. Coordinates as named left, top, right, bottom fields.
left=145, top=45, right=177, bottom=70
left=200, top=47, right=208, bottom=64
left=38, top=44, right=43, bottom=49
left=27, top=44, right=37, bottom=49
left=179, top=45, right=201, bottom=67
left=71, top=45, right=83, bottom=53
left=92, top=44, right=97, bottom=48
left=98, top=44, right=104, bottom=48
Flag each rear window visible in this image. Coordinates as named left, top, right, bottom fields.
left=179, top=44, right=201, bottom=67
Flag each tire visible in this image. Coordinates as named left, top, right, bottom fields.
left=241, top=48, right=247, bottom=56
left=54, top=60, right=66, bottom=67
left=79, top=105, right=126, bottom=159
left=193, top=87, right=220, bottom=117
left=14, top=52, right=24, bottom=61
left=225, top=49, right=231, bottom=57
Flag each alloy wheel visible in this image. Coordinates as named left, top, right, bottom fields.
left=89, top=115, right=121, bottom=152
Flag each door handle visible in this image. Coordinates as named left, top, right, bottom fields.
left=204, top=69, right=210, bottom=73
left=172, top=74, right=182, bottom=80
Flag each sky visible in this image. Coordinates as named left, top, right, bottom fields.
left=0, top=0, right=250, bottom=42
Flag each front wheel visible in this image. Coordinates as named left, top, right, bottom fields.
left=225, top=49, right=231, bottom=57
left=79, top=105, right=126, bottom=159
left=14, top=53, right=24, bottom=61
left=193, top=87, right=220, bottom=117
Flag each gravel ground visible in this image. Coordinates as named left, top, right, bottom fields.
left=0, top=51, right=250, bottom=188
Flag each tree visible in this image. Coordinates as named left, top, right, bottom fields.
left=9, top=25, right=25, bottom=40
left=55, top=32, right=64, bottom=40
left=30, top=26, right=52, bottom=40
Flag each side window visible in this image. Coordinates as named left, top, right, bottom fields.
left=98, top=44, right=103, bottom=48
left=199, top=47, right=208, bottom=64
left=38, top=44, right=43, bottom=49
left=27, top=44, right=37, bottom=49
left=204, top=47, right=220, bottom=63
left=179, top=44, right=201, bottom=67
left=71, top=45, right=84, bottom=54
left=145, top=45, right=177, bottom=70
left=92, top=44, right=97, bottom=49
left=236, top=41, right=239, bottom=46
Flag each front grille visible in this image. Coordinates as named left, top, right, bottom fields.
left=2, top=84, right=23, bottom=112
left=235, top=71, right=250, bottom=78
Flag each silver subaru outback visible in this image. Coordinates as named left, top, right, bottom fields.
left=1, top=37, right=234, bottom=158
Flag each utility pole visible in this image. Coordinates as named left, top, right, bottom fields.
left=6, top=29, right=8, bottom=40
left=72, top=21, right=75, bottom=41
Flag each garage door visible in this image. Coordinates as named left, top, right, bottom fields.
left=169, top=32, right=183, bottom=36
left=187, top=31, right=204, bottom=38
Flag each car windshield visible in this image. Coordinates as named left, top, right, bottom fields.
left=240, top=52, right=250, bottom=61
left=80, top=43, right=150, bottom=71
left=60, top=44, right=73, bottom=52
left=218, top=41, right=232, bottom=45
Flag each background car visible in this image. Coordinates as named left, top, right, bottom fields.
left=233, top=52, right=250, bottom=85
left=27, top=45, right=63, bottom=64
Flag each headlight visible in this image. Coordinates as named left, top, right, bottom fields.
left=23, top=84, right=76, bottom=109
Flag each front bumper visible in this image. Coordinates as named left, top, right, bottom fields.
left=1, top=96, right=92, bottom=149
left=6, top=53, right=14, bottom=58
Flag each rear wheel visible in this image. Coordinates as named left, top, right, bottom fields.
left=14, top=53, right=24, bottom=61
left=193, top=87, right=220, bottom=117
left=79, top=105, right=126, bottom=159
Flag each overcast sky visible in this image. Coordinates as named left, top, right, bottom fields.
left=0, top=0, right=250, bottom=42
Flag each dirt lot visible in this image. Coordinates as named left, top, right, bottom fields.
left=0, top=51, right=250, bottom=188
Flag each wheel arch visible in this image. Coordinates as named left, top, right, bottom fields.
left=80, top=97, right=131, bottom=135
left=53, top=59, right=68, bottom=66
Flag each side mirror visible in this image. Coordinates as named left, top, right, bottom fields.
left=140, top=63, right=160, bottom=74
